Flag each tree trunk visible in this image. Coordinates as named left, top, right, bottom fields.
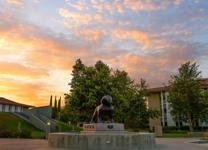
left=188, top=113, right=193, bottom=132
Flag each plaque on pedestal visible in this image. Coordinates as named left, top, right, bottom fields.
left=83, top=123, right=124, bottom=132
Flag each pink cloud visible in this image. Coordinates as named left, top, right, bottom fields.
left=6, top=0, right=24, bottom=6
left=75, top=28, right=104, bottom=42
left=112, top=29, right=153, bottom=49
left=124, top=0, right=183, bottom=11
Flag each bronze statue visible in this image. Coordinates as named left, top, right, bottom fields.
left=91, top=95, right=114, bottom=123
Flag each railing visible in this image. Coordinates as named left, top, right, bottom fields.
left=13, top=111, right=47, bottom=131
left=13, top=109, right=57, bottom=132
left=38, top=114, right=57, bottom=132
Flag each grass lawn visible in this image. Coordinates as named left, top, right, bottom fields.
left=162, top=130, right=189, bottom=138
left=55, top=120, right=81, bottom=132
left=0, top=112, right=45, bottom=139
left=163, top=132, right=189, bottom=138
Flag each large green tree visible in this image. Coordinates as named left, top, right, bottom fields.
left=126, top=79, right=160, bottom=129
left=64, top=59, right=159, bottom=128
left=110, top=70, right=135, bottom=123
left=199, top=89, right=208, bottom=124
left=66, top=59, right=113, bottom=122
left=168, top=61, right=204, bottom=132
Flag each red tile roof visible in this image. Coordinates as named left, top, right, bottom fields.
left=148, top=86, right=169, bottom=93
left=199, top=78, right=208, bottom=89
left=148, top=78, right=208, bottom=93
left=0, top=97, right=33, bottom=108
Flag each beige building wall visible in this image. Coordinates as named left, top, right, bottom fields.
left=148, top=93, right=161, bottom=130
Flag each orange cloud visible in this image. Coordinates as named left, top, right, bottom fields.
left=0, top=15, right=74, bottom=105
left=66, top=0, right=86, bottom=10
left=94, top=14, right=103, bottom=22
left=59, top=8, right=92, bottom=27
left=0, top=77, right=66, bottom=106
left=112, top=29, right=153, bottom=49
left=0, top=14, right=95, bottom=70
left=108, top=50, right=190, bottom=87
left=58, top=8, right=106, bottom=28
left=59, top=8, right=90, bottom=21
left=6, top=0, right=24, bottom=6
left=0, top=61, right=48, bottom=78
left=124, top=0, right=164, bottom=11
left=0, top=78, right=47, bottom=106
left=75, top=29, right=104, bottom=42
left=124, top=0, right=183, bottom=11
left=90, top=0, right=124, bottom=13
left=64, top=0, right=182, bottom=14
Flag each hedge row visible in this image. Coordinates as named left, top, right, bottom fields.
left=0, top=129, right=32, bottom=138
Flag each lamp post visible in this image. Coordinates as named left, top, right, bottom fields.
left=46, top=121, right=51, bottom=139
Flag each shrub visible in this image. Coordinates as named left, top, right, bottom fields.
left=203, top=132, right=208, bottom=140
left=18, top=129, right=32, bottom=138
left=163, top=126, right=191, bottom=132
left=0, top=130, right=16, bottom=138
left=0, top=129, right=32, bottom=138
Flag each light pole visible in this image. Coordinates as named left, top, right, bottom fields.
left=46, top=121, right=51, bottom=139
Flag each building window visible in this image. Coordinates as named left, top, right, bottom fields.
left=163, top=104, right=166, bottom=110
left=2, top=105, right=5, bottom=112
left=163, top=92, right=166, bottom=101
left=15, top=106, right=18, bottom=112
left=176, top=121, right=179, bottom=127
left=165, top=122, right=168, bottom=127
left=164, top=108, right=167, bottom=114
left=9, top=105, right=12, bottom=111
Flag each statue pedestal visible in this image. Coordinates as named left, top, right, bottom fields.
left=48, top=123, right=156, bottom=150
left=83, top=123, right=124, bottom=132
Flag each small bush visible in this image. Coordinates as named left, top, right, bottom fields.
left=55, top=120, right=81, bottom=132
left=203, top=132, right=208, bottom=140
left=163, top=126, right=190, bottom=133
left=18, top=129, right=32, bottom=138
left=0, top=130, right=16, bottom=138
left=0, top=129, right=32, bottom=138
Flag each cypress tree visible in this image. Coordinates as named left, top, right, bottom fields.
left=54, top=96, right=57, bottom=111
left=49, top=95, right=53, bottom=107
left=58, top=97, right=61, bottom=112
left=53, top=96, right=57, bottom=119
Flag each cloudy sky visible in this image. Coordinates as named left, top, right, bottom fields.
left=0, top=0, right=208, bottom=106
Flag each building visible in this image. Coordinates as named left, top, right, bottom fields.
left=0, top=97, right=57, bottom=131
left=148, top=78, right=208, bottom=130
left=0, top=97, right=32, bottom=112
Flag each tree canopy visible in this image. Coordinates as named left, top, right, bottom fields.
left=168, top=61, right=208, bottom=131
left=63, top=59, right=159, bottom=129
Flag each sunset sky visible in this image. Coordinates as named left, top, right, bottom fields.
left=0, top=0, right=208, bottom=106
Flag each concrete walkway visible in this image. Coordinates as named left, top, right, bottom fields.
left=155, top=138, right=208, bottom=150
left=0, top=139, right=51, bottom=150
left=0, top=138, right=207, bottom=150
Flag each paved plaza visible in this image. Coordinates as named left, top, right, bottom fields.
left=155, top=138, right=208, bottom=150
left=0, top=138, right=207, bottom=150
